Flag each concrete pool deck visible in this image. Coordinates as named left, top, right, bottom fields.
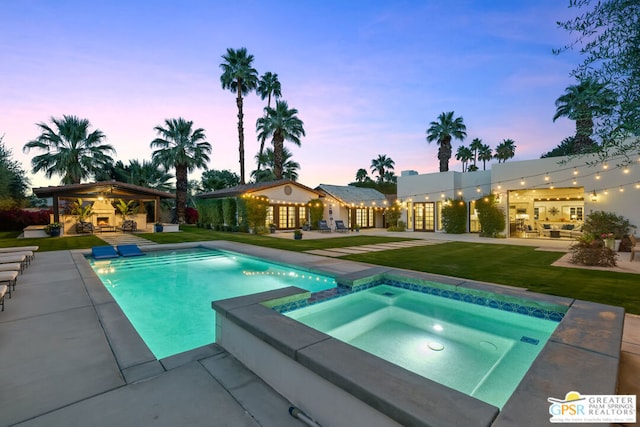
left=0, top=237, right=638, bottom=426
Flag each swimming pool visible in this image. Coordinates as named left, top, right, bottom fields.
left=89, top=247, right=336, bottom=359
left=283, top=283, right=560, bottom=408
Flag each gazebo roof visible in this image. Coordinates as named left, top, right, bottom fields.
left=32, top=180, right=175, bottom=200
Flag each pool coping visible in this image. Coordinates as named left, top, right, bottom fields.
left=212, top=264, right=625, bottom=426
left=74, top=241, right=624, bottom=426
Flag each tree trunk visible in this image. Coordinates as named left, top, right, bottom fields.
left=236, top=83, right=245, bottom=184
left=438, top=137, right=452, bottom=172
left=273, top=133, right=284, bottom=179
left=175, top=164, right=188, bottom=224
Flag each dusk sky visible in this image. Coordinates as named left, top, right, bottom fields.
left=1, top=1, right=581, bottom=190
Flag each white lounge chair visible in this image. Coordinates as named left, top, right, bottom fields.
left=0, top=284, right=7, bottom=311
left=0, top=270, right=18, bottom=298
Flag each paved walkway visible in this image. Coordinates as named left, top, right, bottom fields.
left=96, top=232, right=158, bottom=246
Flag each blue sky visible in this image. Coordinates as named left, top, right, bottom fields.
left=1, top=0, right=580, bottom=189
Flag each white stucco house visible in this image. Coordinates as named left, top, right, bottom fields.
left=397, top=153, right=640, bottom=238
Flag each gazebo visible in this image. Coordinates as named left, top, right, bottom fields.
left=32, top=181, right=175, bottom=234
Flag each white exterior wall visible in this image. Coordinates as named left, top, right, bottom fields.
left=397, top=153, right=640, bottom=234
left=492, top=154, right=640, bottom=232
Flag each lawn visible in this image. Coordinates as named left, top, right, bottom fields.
left=1, top=226, right=638, bottom=314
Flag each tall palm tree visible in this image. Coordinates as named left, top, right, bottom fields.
left=370, top=154, right=395, bottom=183
left=150, top=118, right=211, bottom=224
left=494, top=139, right=516, bottom=163
left=256, top=72, right=282, bottom=172
left=553, top=78, right=616, bottom=153
left=455, top=145, right=473, bottom=172
left=469, top=138, right=483, bottom=167
left=355, top=168, right=369, bottom=183
left=220, top=47, right=258, bottom=184
left=256, top=100, right=305, bottom=180
left=426, top=111, right=467, bottom=172
left=23, top=115, right=115, bottom=184
left=477, top=144, right=493, bottom=170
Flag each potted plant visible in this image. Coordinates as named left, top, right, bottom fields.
left=293, top=229, right=303, bottom=240
left=45, top=222, right=62, bottom=237
left=269, top=223, right=277, bottom=233
left=302, top=222, right=310, bottom=231
left=155, top=222, right=163, bottom=233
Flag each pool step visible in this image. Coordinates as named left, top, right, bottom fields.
left=93, top=251, right=228, bottom=269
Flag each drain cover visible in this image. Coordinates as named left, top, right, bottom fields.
left=428, top=341, right=444, bottom=351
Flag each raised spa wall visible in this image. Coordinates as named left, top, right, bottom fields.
left=212, top=268, right=624, bottom=427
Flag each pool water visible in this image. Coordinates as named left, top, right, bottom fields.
left=285, top=284, right=559, bottom=408
left=90, top=248, right=335, bottom=359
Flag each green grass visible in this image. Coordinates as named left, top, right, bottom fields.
left=341, top=242, right=640, bottom=314
left=1, top=226, right=638, bottom=313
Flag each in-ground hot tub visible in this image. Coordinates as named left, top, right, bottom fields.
left=212, top=269, right=624, bottom=427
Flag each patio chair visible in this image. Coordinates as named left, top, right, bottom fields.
left=318, top=220, right=331, bottom=233
left=121, top=220, right=137, bottom=232
left=335, top=220, right=348, bottom=233
left=76, top=221, right=94, bottom=234
left=0, top=254, right=28, bottom=272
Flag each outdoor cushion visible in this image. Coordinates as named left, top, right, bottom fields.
left=543, top=224, right=551, bottom=229
left=92, top=246, right=119, bottom=259
left=117, top=245, right=145, bottom=257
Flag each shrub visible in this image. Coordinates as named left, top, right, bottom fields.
left=475, top=194, right=506, bottom=237
left=388, top=220, right=406, bottom=232
left=309, top=199, right=324, bottom=230
left=441, top=199, right=467, bottom=234
left=569, top=235, right=618, bottom=267
left=222, top=198, right=237, bottom=228
left=0, top=208, right=51, bottom=231
left=583, top=211, right=634, bottom=240
left=385, top=204, right=402, bottom=228
left=185, top=207, right=198, bottom=224
left=243, top=196, right=269, bottom=232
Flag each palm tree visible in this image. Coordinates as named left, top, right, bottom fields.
left=455, top=145, right=473, bottom=172
left=494, top=139, right=516, bottom=163
left=553, top=78, right=616, bottom=153
left=370, top=154, right=395, bottom=183
left=106, top=159, right=174, bottom=192
left=469, top=138, right=483, bottom=167
left=220, top=47, right=258, bottom=184
left=477, top=144, right=493, bottom=170
left=23, top=115, right=115, bottom=184
left=426, top=111, right=467, bottom=172
left=256, top=100, right=305, bottom=180
left=252, top=147, right=299, bottom=182
left=355, top=168, right=369, bottom=183
left=150, top=118, right=212, bottom=224
left=256, top=72, right=282, bottom=172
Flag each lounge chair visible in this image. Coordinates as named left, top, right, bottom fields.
left=335, top=220, right=348, bottom=233
left=0, top=246, right=38, bottom=255
left=0, top=263, right=22, bottom=274
left=0, top=284, right=6, bottom=311
left=0, top=270, right=18, bottom=298
left=92, top=246, right=119, bottom=260
left=117, top=244, right=145, bottom=257
left=318, top=220, right=331, bottom=233
left=0, top=254, right=28, bottom=271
